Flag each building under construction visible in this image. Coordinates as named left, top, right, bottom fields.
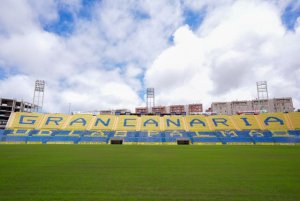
left=211, top=97, right=294, bottom=115
left=136, top=103, right=203, bottom=115
left=0, top=98, right=34, bottom=129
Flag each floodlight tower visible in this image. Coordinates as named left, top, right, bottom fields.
left=256, top=81, right=269, bottom=112
left=146, top=88, right=155, bottom=113
left=32, top=80, right=45, bottom=112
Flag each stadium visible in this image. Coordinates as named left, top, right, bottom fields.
left=1, top=110, right=300, bottom=145
left=0, top=93, right=300, bottom=200
left=1, top=1, right=300, bottom=201
left=1, top=82, right=299, bottom=145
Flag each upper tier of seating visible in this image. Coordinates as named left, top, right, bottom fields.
left=6, top=112, right=300, bottom=132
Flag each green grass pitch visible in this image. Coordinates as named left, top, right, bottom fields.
left=0, top=145, right=299, bottom=201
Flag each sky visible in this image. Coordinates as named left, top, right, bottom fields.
left=0, top=0, right=300, bottom=113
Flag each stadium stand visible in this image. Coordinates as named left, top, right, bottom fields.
left=185, top=115, right=210, bottom=131
left=1, top=112, right=299, bottom=144
left=90, top=115, right=116, bottom=130
left=256, top=113, right=288, bottom=131
left=116, top=115, right=139, bottom=131
left=7, top=112, right=43, bottom=129
left=206, top=115, right=236, bottom=130
left=141, top=116, right=161, bottom=131
left=288, top=112, right=300, bottom=129
left=163, top=115, right=185, bottom=131
left=40, top=113, right=69, bottom=130
left=232, top=115, right=261, bottom=130
left=64, top=114, right=93, bottom=130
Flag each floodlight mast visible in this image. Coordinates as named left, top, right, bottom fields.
left=146, top=88, right=155, bottom=113
left=256, top=81, right=269, bottom=112
left=32, top=80, right=45, bottom=112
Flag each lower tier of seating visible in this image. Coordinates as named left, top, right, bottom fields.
left=0, top=130, right=299, bottom=144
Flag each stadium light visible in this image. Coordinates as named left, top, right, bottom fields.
left=32, top=80, right=45, bottom=112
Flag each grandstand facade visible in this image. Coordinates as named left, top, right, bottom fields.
left=212, top=97, right=294, bottom=115
left=0, top=111, right=299, bottom=145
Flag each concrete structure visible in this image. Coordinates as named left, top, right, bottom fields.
left=73, top=109, right=131, bottom=115
left=211, top=102, right=232, bottom=115
left=152, top=106, right=167, bottom=114
left=0, top=98, right=34, bottom=129
left=211, top=97, right=294, bottom=115
left=188, top=104, right=203, bottom=114
left=135, top=103, right=203, bottom=115
left=270, top=98, right=294, bottom=112
left=99, top=110, right=114, bottom=115
left=114, top=109, right=131, bottom=114
left=169, top=105, right=185, bottom=114
left=135, top=107, right=148, bottom=114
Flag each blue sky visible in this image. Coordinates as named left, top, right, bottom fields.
left=44, top=1, right=209, bottom=38
left=42, top=1, right=300, bottom=36
left=42, top=0, right=209, bottom=36
left=183, top=7, right=207, bottom=31
left=282, top=1, right=300, bottom=30
left=43, top=7, right=75, bottom=36
left=0, top=0, right=300, bottom=112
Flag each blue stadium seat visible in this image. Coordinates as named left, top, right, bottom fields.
left=48, top=136, right=79, bottom=143
left=80, top=137, right=107, bottom=142
left=52, top=130, right=72, bottom=136
left=192, top=137, right=222, bottom=143
left=6, top=136, right=28, bottom=142
left=1, top=117, right=300, bottom=145
left=27, top=136, right=51, bottom=143
left=253, top=137, right=274, bottom=143
left=288, top=130, right=300, bottom=136
left=273, top=137, right=299, bottom=143
left=3, top=130, right=14, bottom=135
left=223, top=137, right=253, bottom=144
left=236, top=131, right=251, bottom=137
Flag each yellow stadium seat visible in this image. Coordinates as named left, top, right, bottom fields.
left=116, top=115, right=139, bottom=131
left=257, top=113, right=288, bottom=131
left=207, top=115, right=236, bottom=131
left=287, top=112, right=300, bottom=130
left=40, top=113, right=69, bottom=130
left=232, top=115, right=261, bottom=130
left=7, top=112, right=298, bottom=133
left=90, top=115, right=116, bottom=130
left=64, top=114, right=93, bottom=130
left=163, top=116, right=185, bottom=131
left=140, top=116, right=161, bottom=131
left=9, top=112, right=43, bottom=129
left=185, top=115, right=210, bottom=131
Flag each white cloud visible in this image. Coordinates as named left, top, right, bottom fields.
left=0, top=75, right=34, bottom=101
left=83, top=0, right=183, bottom=67
left=0, top=30, right=76, bottom=78
left=0, top=0, right=299, bottom=113
left=0, top=0, right=183, bottom=113
left=0, top=0, right=36, bottom=34
left=145, top=0, right=300, bottom=110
